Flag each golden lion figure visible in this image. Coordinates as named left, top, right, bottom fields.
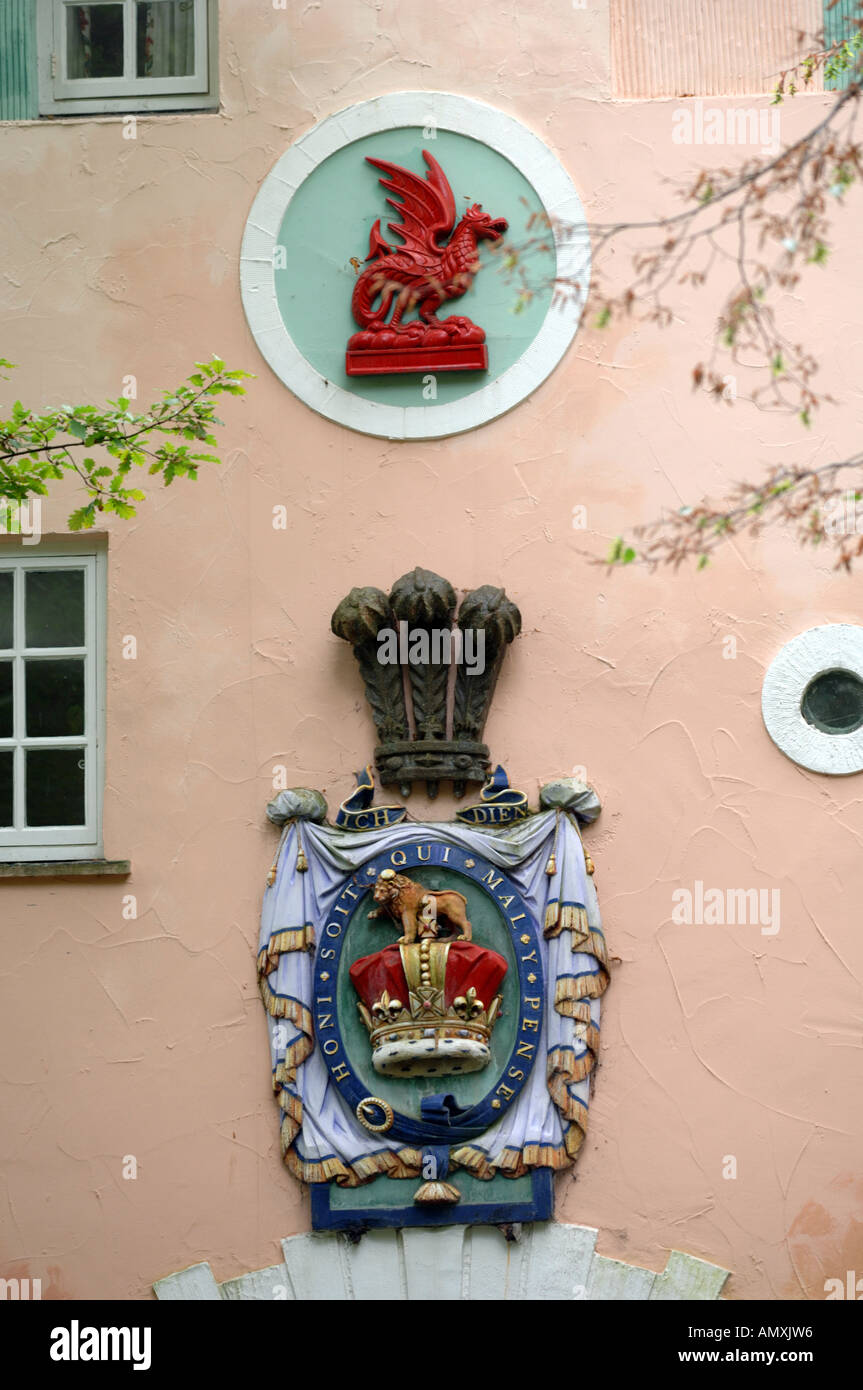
left=368, top=868, right=473, bottom=944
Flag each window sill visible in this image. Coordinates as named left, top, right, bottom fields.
left=36, top=103, right=221, bottom=120
left=0, top=858, right=131, bottom=879
left=0, top=108, right=221, bottom=126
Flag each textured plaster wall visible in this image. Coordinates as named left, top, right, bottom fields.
left=0, top=0, right=861, bottom=1301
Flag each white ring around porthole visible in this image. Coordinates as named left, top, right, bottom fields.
left=762, top=625, right=863, bottom=774
left=239, top=92, right=589, bottom=440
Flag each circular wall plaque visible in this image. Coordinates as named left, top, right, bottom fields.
left=762, top=624, right=863, bottom=774
left=240, top=92, right=589, bottom=440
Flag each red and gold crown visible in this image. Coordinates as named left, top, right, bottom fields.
left=349, top=939, right=508, bottom=1078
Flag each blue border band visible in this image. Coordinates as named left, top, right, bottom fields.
left=310, top=1168, right=554, bottom=1232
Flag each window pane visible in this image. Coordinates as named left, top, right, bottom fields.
left=0, top=750, right=12, bottom=827
left=137, top=1, right=195, bottom=77
left=25, top=659, right=85, bottom=737
left=25, top=570, right=85, bottom=647
left=0, top=662, right=12, bottom=738
left=801, top=669, right=863, bottom=735
left=67, top=5, right=125, bottom=79
left=26, top=749, right=86, bottom=827
left=0, top=572, right=12, bottom=648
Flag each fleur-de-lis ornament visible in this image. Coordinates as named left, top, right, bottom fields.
left=371, top=990, right=404, bottom=1023
left=453, top=987, right=484, bottom=1021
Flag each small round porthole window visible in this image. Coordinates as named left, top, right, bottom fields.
left=762, top=625, right=863, bottom=773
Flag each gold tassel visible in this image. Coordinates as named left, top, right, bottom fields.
left=546, top=809, right=560, bottom=875
left=585, top=854, right=595, bottom=875
left=413, top=1180, right=461, bottom=1205
left=295, top=820, right=308, bottom=873
left=266, top=824, right=289, bottom=887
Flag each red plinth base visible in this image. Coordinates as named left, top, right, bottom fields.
left=345, top=343, right=489, bottom=376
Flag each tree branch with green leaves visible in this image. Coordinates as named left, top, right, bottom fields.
left=0, top=356, right=251, bottom=531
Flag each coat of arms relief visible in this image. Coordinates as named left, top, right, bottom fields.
left=257, top=569, right=608, bottom=1231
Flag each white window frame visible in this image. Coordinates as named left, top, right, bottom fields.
left=37, top=0, right=218, bottom=116
left=0, top=550, right=106, bottom=862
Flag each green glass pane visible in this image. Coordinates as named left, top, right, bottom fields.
left=67, top=4, right=124, bottom=79
left=25, top=570, right=85, bottom=647
left=0, top=661, right=12, bottom=738
left=137, top=2, right=195, bottom=77
left=25, top=659, right=85, bottom=736
left=26, top=749, right=86, bottom=827
left=0, top=571, right=12, bottom=648
left=801, top=669, right=863, bottom=735
left=0, top=750, right=12, bottom=826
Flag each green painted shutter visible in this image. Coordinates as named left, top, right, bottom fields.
left=0, top=0, right=39, bottom=120
left=823, top=0, right=863, bottom=89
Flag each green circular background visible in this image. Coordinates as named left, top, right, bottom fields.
left=336, top=866, right=519, bottom=1120
left=275, top=127, right=556, bottom=408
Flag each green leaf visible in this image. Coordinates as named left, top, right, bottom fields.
left=68, top=504, right=97, bottom=531
left=105, top=500, right=136, bottom=519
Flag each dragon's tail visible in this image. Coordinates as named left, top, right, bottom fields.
left=351, top=267, right=387, bottom=327
left=350, top=268, right=380, bottom=328
left=351, top=219, right=397, bottom=327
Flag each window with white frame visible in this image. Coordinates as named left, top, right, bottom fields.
left=38, top=0, right=216, bottom=115
left=0, top=552, right=105, bottom=861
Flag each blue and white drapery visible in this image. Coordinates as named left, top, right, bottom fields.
left=257, top=811, right=609, bottom=1187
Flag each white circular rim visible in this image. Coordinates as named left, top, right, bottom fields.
left=239, top=92, right=589, bottom=440
left=762, top=624, right=863, bottom=774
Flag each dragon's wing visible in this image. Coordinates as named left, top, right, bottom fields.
left=365, top=150, right=456, bottom=262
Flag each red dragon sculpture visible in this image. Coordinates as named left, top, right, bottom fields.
left=345, top=150, right=508, bottom=377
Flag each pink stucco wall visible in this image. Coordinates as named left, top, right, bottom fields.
left=1, top=1, right=861, bottom=1300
